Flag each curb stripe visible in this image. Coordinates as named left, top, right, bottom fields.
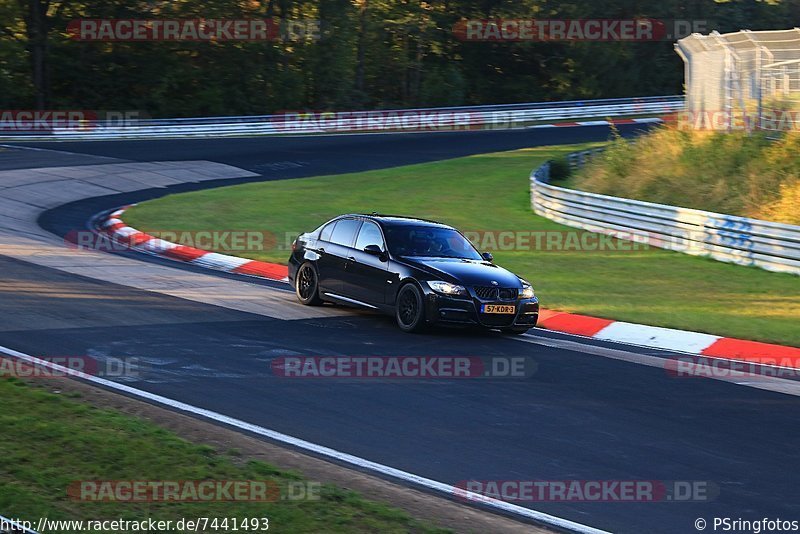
left=537, top=312, right=614, bottom=337
left=161, top=245, right=209, bottom=262
left=527, top=117, right=665, bottom=129
left=701, top=338, right=800, bottom=366
left=233, top=261, right=290, bottom=280
left=113, top=227, right=138, bottom=239
left=124, top=232, right=154, bottom=246
left=593, top=322, right=721, bottom=354
left=140, top=238, right=179, bottom=254
left=192, top=252, right=253, bottom=271
left=101, top=207, right=290, bottom=283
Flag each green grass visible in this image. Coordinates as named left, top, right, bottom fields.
left=0, top=378, right=446, bottom=533
left=125, top=144, right=800, bottom=346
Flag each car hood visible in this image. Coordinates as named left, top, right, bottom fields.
left=400, top=257, right=523, bottom=287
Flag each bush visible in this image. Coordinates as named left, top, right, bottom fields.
left=570, top=126, right=800, bottom=224
left=547, top=158, right=571, bottom=181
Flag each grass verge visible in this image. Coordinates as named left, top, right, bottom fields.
left=567, top=127, right=800, bottom=225
left=125, top=143, right=800, bottom=346
left=0, top=377, right=445, bottom=533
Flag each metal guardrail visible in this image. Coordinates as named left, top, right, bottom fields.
left=0, top=95, right=683, bottom=141
left=531, top=155, right=800, bottom=275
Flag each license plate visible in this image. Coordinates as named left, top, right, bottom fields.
left=481, top=304, right=516, bottom=314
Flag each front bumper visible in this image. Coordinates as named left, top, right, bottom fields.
left=422, top=288, right=539, bottom=329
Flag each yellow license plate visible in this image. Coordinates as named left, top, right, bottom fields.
left=482, top=304, right=516, bottom=314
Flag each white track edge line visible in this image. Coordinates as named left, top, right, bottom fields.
left=523, top=328, right=800, bottom=372
left=0, top=344, right=610, bottom=534
left=0, top=514, right=39, bottom=534
left=0, top=143, right=123, bottom=160
left=514, top=334, right=800, bottom=396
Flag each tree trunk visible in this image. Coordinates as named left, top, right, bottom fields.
left=19, top=0, right=50, bottom=109
left=354, top=0, right=368, bottom=93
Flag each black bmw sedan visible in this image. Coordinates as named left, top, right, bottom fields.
left=288, top=214, right=539, bottom=334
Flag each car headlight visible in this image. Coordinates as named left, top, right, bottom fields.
left=519, top=279, right=535, bottom=299
left=427, top=280, right=468, bottom=297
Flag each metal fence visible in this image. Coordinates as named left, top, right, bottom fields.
left=0, top=96, right=682, bottom=141
left=531, top=156, right=800, bottom=275
left=676, top=29, right=800, bottom=130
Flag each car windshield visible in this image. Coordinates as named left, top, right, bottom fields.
left=384, top=226, right=482, bottom=260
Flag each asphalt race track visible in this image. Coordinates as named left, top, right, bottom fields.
left=2, top=125, right=799, bottom=533
left=5, top=124, right=640, bottom=176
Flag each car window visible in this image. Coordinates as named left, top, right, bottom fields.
left=319, top=222, right=335, bottom=242
left=384, top=226, right=482, bottom=260
left=355, top=221, right=385, bottom=251
left=329, top=219, right=361, bottom=247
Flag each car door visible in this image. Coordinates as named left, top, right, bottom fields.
left=316, top=218, right=361, bottom=296
left=309, top=221, right=338, bottom=293
left=343, top=220, right=389, bottom=305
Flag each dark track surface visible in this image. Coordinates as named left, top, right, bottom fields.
left=2, top=255, right=799, bottom=534
left=8, top=124, right=642, bottom=175
left=3, top=126, right=799, bottom=533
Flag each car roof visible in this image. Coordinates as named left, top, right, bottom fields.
left=339, top=213, right=453, bottom=229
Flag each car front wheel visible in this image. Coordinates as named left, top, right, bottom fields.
left=296, top=262, right=323, bottom=306
left=396, top=283, right=426, bottom=332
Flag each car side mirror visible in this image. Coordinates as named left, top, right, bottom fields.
left=482, top=252, right=494, bottom=262
left=364, top=244, right=387, bottom=261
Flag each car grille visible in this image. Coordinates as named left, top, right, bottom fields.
left=474, top=287, right=518, bottom=301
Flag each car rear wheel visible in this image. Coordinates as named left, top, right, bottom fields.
left=296, top=262, right=323, bottom=306
left=396, top=283, right=426, bottom=333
